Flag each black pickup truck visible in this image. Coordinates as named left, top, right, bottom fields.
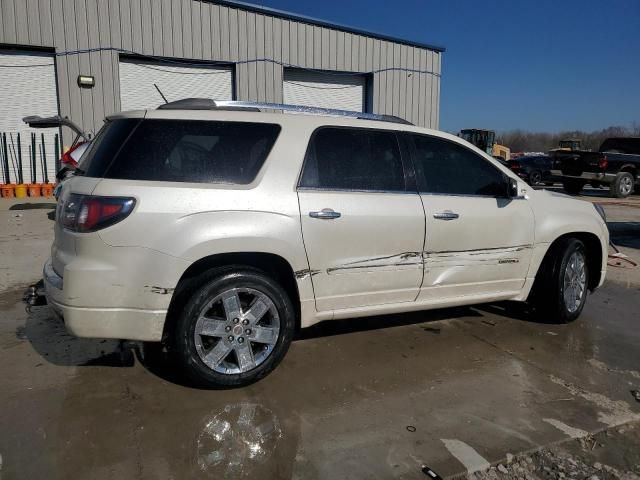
left=551, top=137, right=640, bottom=198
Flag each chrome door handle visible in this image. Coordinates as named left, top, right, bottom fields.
left=433, top=211, right=459, bottom=220
left=309, top=208, right=341, bottom=219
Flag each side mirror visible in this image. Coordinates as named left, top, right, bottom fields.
left=507, top=177, right=519, bottom=198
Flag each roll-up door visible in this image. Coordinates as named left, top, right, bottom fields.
left=119, top=59, right=233, bottom=111
left=0, top=50, right=59, bottom=183
left=283, top=69, right=365, bottom=112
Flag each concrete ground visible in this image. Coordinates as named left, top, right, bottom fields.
left=0, top=191, right=639, bottom=479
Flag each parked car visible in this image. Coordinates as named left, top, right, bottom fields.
left=551, top=137, right=640, bottom=198
left=42, top=99, right=609, bottom=388
left=507, top=155, right=555, bottom=186
left=492, top=155, right=509, bottom=167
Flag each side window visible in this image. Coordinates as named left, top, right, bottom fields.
left=411, top=134, right=506, bottom=196
left=299, top=127, right=406, bottom=192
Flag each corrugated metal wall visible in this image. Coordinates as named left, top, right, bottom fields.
left=0, top=0, right=441, bottom=142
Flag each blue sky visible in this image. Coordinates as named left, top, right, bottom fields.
left=254, top=0, right=640, bottom=133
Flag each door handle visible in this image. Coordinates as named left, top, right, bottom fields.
left=433, top=211, right=459, bottom=220
left=309, top=208, right=341, bottom=219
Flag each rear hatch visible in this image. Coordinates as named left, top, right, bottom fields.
left=51, top=116, right=143, bottom=277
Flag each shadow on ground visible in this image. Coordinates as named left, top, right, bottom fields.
left=24, top=307, right=135, bottom=367
left=23, top=297, right=563, bottom=389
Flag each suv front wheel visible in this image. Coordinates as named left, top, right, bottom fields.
left=530, top=237, right=589, bottom=323
left=175, top=267, right=295, bottom=388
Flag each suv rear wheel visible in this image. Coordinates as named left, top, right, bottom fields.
left=529, top=237, right=589, bottom=323
left=610, top=171, right=634, bottom=198
left=562, top=178, right=585, bottom=195
left=175, top=267, right=295, bottom=388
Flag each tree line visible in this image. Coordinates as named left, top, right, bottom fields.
left=496, top=124, right=640, bottom=153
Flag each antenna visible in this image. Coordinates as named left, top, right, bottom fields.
left=154, top=84, right=168, bottom=104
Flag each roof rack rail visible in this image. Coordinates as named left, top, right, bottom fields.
left=157, top=98, right=413, bottom=125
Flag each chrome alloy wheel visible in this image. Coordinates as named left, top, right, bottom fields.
left=620, top=175, right=633, bottom=196
left=194, top=288, right=280, bottom=374
left=563, top=251, right=586, bottom=313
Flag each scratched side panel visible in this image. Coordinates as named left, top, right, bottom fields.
left=298, top=190, right=425, bottom=311
left=420, top=245, right=533, bottom=301
left=419, top=195, right=535, bottom=301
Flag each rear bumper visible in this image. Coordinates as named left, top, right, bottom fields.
left=551, top=170, right=615, bottom=183
left=43, top=259, right=166, bottom=341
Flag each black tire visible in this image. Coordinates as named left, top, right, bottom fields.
left=529, top=170, right=542, bottom=185
left=610, top=171, right=634, bottom=198
left=562, top=178, right=585, bottom=195
left=529, top=237, right=589, bottom=323
left=174, top=267, right=295, bottom=388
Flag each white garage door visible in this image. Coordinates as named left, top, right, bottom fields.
left=283, top=69, right=366, bottom=112
left=0, top=50, right=59, bottom=184
left=119, top=59, right=233, bottom=111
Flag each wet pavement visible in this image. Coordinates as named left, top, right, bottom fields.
left=1, top=195, right=639, bottom=479
left=2, top=281, right=639, bottom=479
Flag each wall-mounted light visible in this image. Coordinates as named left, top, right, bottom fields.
left=77, top=75, right=95, bottom=88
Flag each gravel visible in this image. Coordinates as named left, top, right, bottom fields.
left=468, top=436, right=640, bottom=480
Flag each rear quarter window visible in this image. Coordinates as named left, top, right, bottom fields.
left=599, top=138, right=640, bottom=155
left=84, top=119, right=281, bottom=184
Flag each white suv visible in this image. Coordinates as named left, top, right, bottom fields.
left=44, top=100, right=609, bottom=387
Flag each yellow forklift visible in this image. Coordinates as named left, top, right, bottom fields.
left=459, top=128, right=510, bottom=161
left=554, top=138, right=582, bottom=151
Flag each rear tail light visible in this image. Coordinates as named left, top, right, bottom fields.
left=61, top=141, right=88, bottom=168
left=61, top=194, right=135, bottom=232
left=598, top=155, right=608, bottom=170
left=508, top=161, right=521, bottom=170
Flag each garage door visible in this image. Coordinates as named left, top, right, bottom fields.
left=119, top=59, right=233, bottom=111
left=283, top=69, right=366, bottom=112
left=0, top=50, right=59, bottom=184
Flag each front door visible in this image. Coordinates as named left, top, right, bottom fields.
left=407, top=133, right=535, bottom=301
left=297, top=126, right=425, bottom=312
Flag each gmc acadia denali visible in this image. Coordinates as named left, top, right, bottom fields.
left=44, top=99, right=609, bottom=387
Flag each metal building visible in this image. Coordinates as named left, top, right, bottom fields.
left=0, top=0, right=444, bottom=179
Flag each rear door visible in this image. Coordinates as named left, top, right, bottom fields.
left=408, top=134, right=535, bottom=301
left=297, top=127, right=425, bottom=312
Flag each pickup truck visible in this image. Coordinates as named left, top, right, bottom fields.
left=551, top=137, right=640, bottom=198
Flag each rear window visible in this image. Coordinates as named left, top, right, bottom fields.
left=599, top=138, right=640, bottom=155
left=83, top=119, right=281, bottom=184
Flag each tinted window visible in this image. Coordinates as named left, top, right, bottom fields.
left=85, top=119, right=280, bottom=184
left=411, top=135, right=506, bottom=196
left=599, top=138, right=640, bottom=154
left=82, top=119, right=141, bottom=176
left=299, top=127, right=405, bottom=191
